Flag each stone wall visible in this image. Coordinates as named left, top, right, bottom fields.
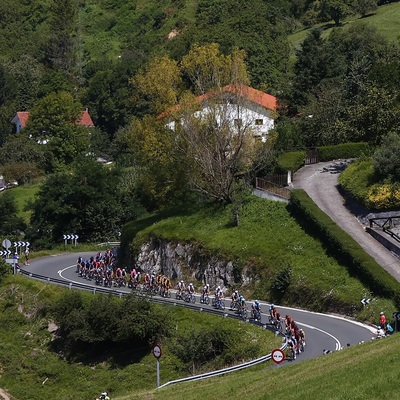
left=134, top=237, right=250, bottom=290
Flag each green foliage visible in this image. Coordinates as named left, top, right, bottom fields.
left=0, top=190, right=27, bottom=236
left=51, top=290, right=173, bottom=359
left=317, top=142, right=371, bottom=161
left=277, top=151, right=305, bottom=171
left=270, top=264, right=292, bottom=303
left=339, top=158, right=375, bottom=204
left=373, top=132, right=400, bottom=182
left=27, top=157, right=141, bottom=246
left=289, top=189, right=400, bottom=298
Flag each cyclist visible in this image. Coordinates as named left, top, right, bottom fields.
left=299, top=328, right=306, bottom=351
left=269, top=304, right=277, bottom=321
left=288, top=335, right=297, bottom=360
left=187, top=282, right=195, bottom=294
left=201, top=283, right=210, bottom=303
left=251, top=300, right=261, bottom=321
left=231, top=290, right=239, bottom=308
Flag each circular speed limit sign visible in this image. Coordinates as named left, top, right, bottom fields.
left=271, top=348, right=285, bottom=364
left=153, top=344, right=162, bottom=359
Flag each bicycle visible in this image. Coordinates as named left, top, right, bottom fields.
left=252, top=308, right=261, bottom=322
left=175, top=290, right=184, bottom=300
left=214, top=298, right=225, bottom=310
left=230, top=300, right=239, bottom=311
left=200, top=293, right=210, bottom=305
left=184, top=292, right=196, bottom=303
left=239, top=305, right=248, bottom=320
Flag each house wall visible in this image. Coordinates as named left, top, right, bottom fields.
left=167, top=103, right=275, bottom=141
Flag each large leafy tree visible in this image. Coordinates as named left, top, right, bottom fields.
left=28, top=157, right=135, bottom=247
left=25, top=91, right=90, bottom=172
left=132, top=44, right=274, bottom=206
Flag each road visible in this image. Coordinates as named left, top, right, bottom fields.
left=20, top=252, right=375, bottom=364
left=291, top=161, right=400, bottom=281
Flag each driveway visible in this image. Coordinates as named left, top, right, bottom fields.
left=290, top=161, right=400, bottom=281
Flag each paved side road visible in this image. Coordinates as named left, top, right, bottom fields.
left=290, top=161, right=400, bottom=282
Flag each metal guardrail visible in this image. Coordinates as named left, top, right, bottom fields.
left=19, top=269, right=287, bottom=387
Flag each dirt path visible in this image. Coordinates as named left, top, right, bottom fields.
left=291, top=161, right=400, bottom=281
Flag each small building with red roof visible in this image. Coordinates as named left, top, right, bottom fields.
left=11, top=109, right=95, bottom=133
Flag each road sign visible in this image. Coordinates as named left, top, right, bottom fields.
left=393, top=312, right=400, bottom=320
left=2, top=239, right=11, bottom=249
left=361, top=298, right=371, bottom=306
left=152, top=344, right=162, bottom=359
left=271, top=348, right=285, bottom=364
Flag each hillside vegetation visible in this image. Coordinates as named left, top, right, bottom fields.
left=127, top=196, right=395, bottom=320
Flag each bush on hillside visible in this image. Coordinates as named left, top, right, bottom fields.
left=277, top=151, right=305, bottom=171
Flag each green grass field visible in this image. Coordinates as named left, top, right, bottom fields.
left=115, top=333, right=399, bottom=400
left=288, top=2, right=400, bottom=54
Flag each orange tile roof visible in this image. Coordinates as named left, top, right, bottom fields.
left=78, top=110, right=95, bottom=127
left=13, top=110, right=95, bottom=128
left=158, top=84, right=277, bottom=119
left=16, top=111, right=30, bottom=128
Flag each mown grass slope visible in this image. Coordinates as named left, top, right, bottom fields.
left=288, top=2, right=400, bottom=53
left=128, top=197, right=395, bottom=321
left=115, top=333, right=399, bottom=400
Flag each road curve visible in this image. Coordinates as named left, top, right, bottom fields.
left=20, top=252, right=375, bottom=364
left=291, top=161, right=400, bottom=281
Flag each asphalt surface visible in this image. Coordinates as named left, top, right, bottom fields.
left=21, top=252, right=374, bottom=365
left=291, top=161, right=400, bottom=281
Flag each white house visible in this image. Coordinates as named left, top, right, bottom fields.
left=162, top=84, right=277, bottom=141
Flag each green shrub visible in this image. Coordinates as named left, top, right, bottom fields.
left=317, top=142, right=371, bottom=161
left=277, top=151, right=306, bottom=171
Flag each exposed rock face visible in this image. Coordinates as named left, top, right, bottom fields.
left=134, top=237, right=248, bottom=289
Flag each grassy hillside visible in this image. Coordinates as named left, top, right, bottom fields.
left=288, top=2, right=400, bottom=54
left=116, top=333, right=399, bottom=400
left=0, top=274, right=280, bottom=400
left=127, top=197, right=395, bottom=321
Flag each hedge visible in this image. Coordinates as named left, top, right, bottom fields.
left=317, top=142, right=371, bottom=161
left=289, top=189, right=400, bottom=298
left=277, top=143, right=371, bottom=173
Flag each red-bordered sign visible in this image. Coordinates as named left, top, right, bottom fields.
left=152, top=344, right=162, bottom=359
left=271, top=348, right=285, bottom=364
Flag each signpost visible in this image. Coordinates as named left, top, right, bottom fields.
left=393, top=312, right=400, bottom=332
left=63, top=234, right=79, bottom=247
left=271, top=348, right=285, bottom=365
left=152, top=344, right=162, bottom=387
left=361, top=298, right=371, bottom=306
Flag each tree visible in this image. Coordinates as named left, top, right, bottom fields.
left=355, top=0, right=377, bottom=17
left=25, top=91, right=90, bottom=172
left=0, top=191, right=26, bottom=236
left=132, top=44, right=275, bottom=206
left=27, top=157, right=132, bottom=246
left=321, top=0, right=352, bottom=26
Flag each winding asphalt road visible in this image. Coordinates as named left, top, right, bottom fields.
left=291, top=161, right=400, bottom=281
left=20, top=252, right=375, bottom=364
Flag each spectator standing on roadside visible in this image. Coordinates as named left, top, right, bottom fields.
left=24, top=247, right=30, bottom=265
left=379, top=311, right=386, bottom=330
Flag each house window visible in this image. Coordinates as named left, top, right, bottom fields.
left=255, top=119, right=264, bottom=126
left=234, top=118, right=243, bottom=127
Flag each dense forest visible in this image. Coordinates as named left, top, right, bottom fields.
left=1, top=0, right=400, bottom=246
